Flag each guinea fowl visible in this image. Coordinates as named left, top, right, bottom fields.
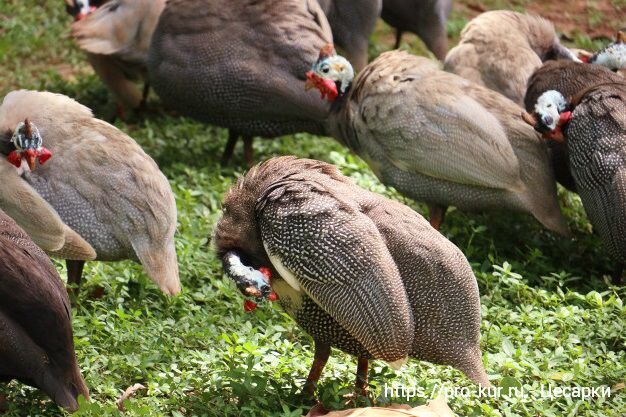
left=214, top=157, right=489, bottom=396
left=524, top=82, right=626, bottom=284
left=305, top=46, right=568, bottom=234
left=68, top=0, right=166, bottom=116
left=444, top=11, right=578, bottom=106
left=587, top=31, right=626, bottom=75
left=148, top=0, right=333, bottom=165
left=0, top=90, right=180, bottom=295
left=316, top=0, right=381, bottom=71
left=381, top=0, right=452, bottom=60
left=0, top=208, right=89, bottom=412
left=524, top=60, right=626, bottom=192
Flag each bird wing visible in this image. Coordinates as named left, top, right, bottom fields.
left=256, top=177, right=413, bottom=362
left=0, top=210, right=75, bottom=366
left=353, top=70, right=523, bottom=191
left=0, top=159, right=95, bottom=260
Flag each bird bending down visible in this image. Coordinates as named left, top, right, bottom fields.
left=214, top=157, right=489, bottom=397
left=305, top=46, right=568, bottom=234
left=0, top=90, right=180, bottom=295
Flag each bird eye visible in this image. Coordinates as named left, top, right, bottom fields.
left=547, top=104, right=552, bottom=108
left=321, top=65, right=330, bottom=74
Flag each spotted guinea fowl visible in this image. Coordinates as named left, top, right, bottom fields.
left=524, top=60, right=626, bottom=192
left=381, top=0, right=452, bottom=60
left=587, top=31, right=626, bottom=75
left=316, top=0, right=381, bottom=71
left=444, top=11, right=578, bottom=106
left=0, top=208, right=89, bottom=412
left=0, top=90, right=180, bottom=295
left=524, top=82, right=626, bottom=284
left=305, top=46, right=568, bottom=234
left=148, top=0, right=333, bottom=165
left=214, top=157, right=489, bottom=396
left=68, top=0, right=166, bottom=116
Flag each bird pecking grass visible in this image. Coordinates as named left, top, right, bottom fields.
left=0, top=0, right=624, bottom=416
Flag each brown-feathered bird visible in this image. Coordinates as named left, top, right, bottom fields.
left=0, top=90, right=180, bottom=295
left=524, top=60, right=626, bottom=192
left=305, top=47, right=568, bottom=234
left=214, top=157, right=489, bottom=396
left=381, top=0, right=452, bottom=60
left=0, top=208, right=89, bottom=412
left=444, top=11, right=578, bottom=106
left=68, top=0, right=166, bottom=116
left=148, top=0, right=333, bottom=165
left=524, top=82, right=626, bottom=284
left=316, top=0, right=381, bottom=71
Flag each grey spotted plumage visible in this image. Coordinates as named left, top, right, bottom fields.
left=0, top=208, right=89, bottom=412
left=524, top=60, right=625, bottom=191
left=381, top=0, right=452, bottom=60
left=214, top=157, right=489, bottom=391
left=316, top=0, right=381, bottom=71
left=0, top=90, right=180, bottom=295
left=148, top=0, right=333, bottom=162
left=444, top=11, right=577, bottom=106
left=565, top=83, right=626, bottom=277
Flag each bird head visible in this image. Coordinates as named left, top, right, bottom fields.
left=521, top=90, right=572, bottom=143
left=65, top=0, right=96, bottom=21
left=305, top=44, right=354, bottom=102
left=7, top=119, right=52, bottom=171
left=589, top=31, right=626, bottom=74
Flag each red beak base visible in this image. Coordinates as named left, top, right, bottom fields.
left=242, top=266, right=278, bottom=312
left=6, top=147, right=53, bottom=170
left=542, top=111, right=572, bottom=144
left=305, top=71, right=339, bottom=102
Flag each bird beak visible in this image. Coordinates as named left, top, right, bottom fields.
left=25, top=149, right=37, bottom=171
left=521, top=111, right=538, bottom=128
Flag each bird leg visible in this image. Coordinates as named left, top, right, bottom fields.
left=138, top=82, right=151, bottom=111
left=302, top=342, right=331, bottom=398
left=221, top=130, right=239, bottom=165
left=427, top=204, right=447, bottom=230
left=67, top=260, right=85, bottom=291
left=243, top=136, right=254, bottom=167
left=355, top=357, right=369, bottom=397
left=394, top=30, right=403, bottom=49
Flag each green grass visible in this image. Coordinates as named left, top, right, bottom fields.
left=0, top=0, right=624, bottom=416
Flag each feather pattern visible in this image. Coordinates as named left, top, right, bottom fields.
left=148, top=0, right=333, bottom=138
left=326, top=51, right=567, bottom=234
left=0, top=90, right=180, bottom=295
left=0, top=209, right=88, bottom=411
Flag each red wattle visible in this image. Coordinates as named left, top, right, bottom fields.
left=268, top=292, right=279, bottom=302
left=38, top=147, right=52, bottom=165
left=7, top=151, right=22, bottom=168
left=259, top=267, right=272, bottom=282
left=243, top=299, right=257, bottom=312
left=559, top=111, right=572, bottom=125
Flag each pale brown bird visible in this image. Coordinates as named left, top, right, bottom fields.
left=0, top=90, right=180, bottom=295
left=215, top=157, right=489, bottom=397
left=305, top=47, right=568, bottom=234
left=444, top=11, right=578, bottom=106
left=0, top=208, right=89, bottom=412
left=68, top=0, right=166, bottom=116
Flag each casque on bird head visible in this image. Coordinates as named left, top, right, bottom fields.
left=521, top=90, right=572, bottom=143
left=589, top=31, right=626, bottom=73
left=7, top=119, right=52, bottom=171
left=65, top=0, right=96, bottom=21
left=305, top=44, right=355, bottom=102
